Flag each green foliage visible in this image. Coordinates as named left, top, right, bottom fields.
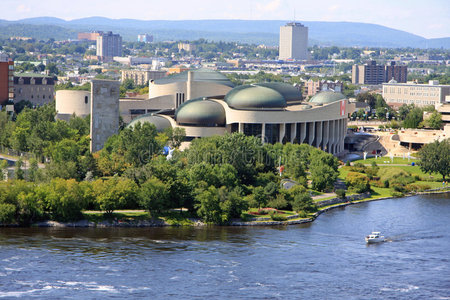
left=93, top=177, right=139, bottom=215
left=292, top=192, right=316, bottom=213
left=37, top=178, right=87, bottom=222
left=403, top=107, right=423, bottom=128
left=335, top=189, right=346, bottom=199
left=269, top=211, right=288, bottom=221
left=14, top=158, right=24, bottom=180
left=418, top=140, right=450, bottom=180
left=267, top=194, right=289, bottom=210
left=163, top=127, right=186, bottom=148
left=55, top=82, right=91, bottom=92
left=99, top=122, right=161, bottom=175
left=424, top=111, right=442, bottom=129
left=138, top=177, right=169, bottom=215
left=309, top=151, right=339, bottom=192
left=0, top=203, right=16, bottom=224
left=194, top=186, right=222, bottom=224
left=345, top=172, right=370, bottom=193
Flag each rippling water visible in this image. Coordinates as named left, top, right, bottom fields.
left=1, top=194, right=449, bottom=299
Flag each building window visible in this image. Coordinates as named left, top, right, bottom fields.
left=85, top=96, right=88, bottom=104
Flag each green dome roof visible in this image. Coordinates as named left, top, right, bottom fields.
left=309, top=91, right=346, bottom=104
left=154, top=68, right=234, bottom=87
left=225, top=84, right=288, bottom=109
left=254, top=82, right=302, bottom=103
left=127, top=114, right=172, bottom=132
left=175, top=98, right=226, bottom=126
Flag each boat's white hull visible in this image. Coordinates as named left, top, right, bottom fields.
left=365, top=237, right=385, bottom=244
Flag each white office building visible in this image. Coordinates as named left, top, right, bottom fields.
left=279, top=22, right=309, bottom=61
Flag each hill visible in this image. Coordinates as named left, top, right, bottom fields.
left=0, top=17, right=448, bottom=48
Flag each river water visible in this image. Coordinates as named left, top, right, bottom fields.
left=0, top=194, right=449, bottom=299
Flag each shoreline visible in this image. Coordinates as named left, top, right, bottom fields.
left=2, top=188, right=448, bottom=229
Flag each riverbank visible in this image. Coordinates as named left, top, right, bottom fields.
left=17, top=187, right=449, bottom=228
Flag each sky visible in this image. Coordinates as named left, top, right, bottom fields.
left=2, top=0, right=449, bottom=39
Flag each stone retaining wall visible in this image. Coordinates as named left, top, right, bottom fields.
left=316, top=192, right=371, bottom=207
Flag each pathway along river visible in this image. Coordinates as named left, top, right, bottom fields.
left=1, top=194, right=449, bottom=299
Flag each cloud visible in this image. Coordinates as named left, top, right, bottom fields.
left=16, top=4, right=31, bottom=13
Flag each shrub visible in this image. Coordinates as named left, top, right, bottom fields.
left=345, top=160, right=351, bottom=166
left=0, top=203, right=16, bottom=224
left=267, top=194, right=289, bottom=210
left=350, top=162, right=366, bottom=173
left=292, top=192, right=316, bottom=213
left=405, top=183, right=431, bottom=192
left=35, top=179, right=88, bottom=222
left=392, top=191, right=404, bottom=198
left=269, top=211, right=288, bottom=221
left=345, top=172, right=370, bottom=193
left=335, top=189, right=346, bottom=199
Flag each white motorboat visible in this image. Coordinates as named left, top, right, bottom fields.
left=365, top=232, right=385, bottom=244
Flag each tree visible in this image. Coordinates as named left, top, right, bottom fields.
left=418, top=140, right=450, bottom=181
left=194, top=186, right=221, bottom=224
left=14, top=158, right=24, bottom=180
left=138, top=177, right=169, bottom=215
left=93, top=177, right=139, bottom=215
left=345, top=172, right=371, bottom=193
left=403, top=107, right=423, bottom=128
left=292, top=192, right=316, bottom=213
left=252, top=186, right=267, bottom=208
left=425, top=111, right=442, bottom=129
left=37, top=178, right=87, bottom=222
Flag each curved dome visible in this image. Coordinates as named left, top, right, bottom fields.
left=175, top=98, right=226, bottom=126
left=225, top=84, right=287, bottom=109
left=309, top=91, right=346, bottom=104
left=254, top=82, right=302, bottom=102
left=127, top=114, right=172, bottom=132
left=154, top=68, right=234, bottom=87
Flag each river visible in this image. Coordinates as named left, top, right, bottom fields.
left=0, top=194, right=449, bottom=299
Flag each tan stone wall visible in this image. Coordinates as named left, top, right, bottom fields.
left=90, top=80, right=120, bottom=152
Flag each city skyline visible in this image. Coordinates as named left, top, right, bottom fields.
left=1, top=0, right=449, bottom=39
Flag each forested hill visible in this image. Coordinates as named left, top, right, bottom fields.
left=0, top=17, right=448, bottom=48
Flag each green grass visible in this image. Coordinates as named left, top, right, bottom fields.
left=82, top=210, right=151, bottom=223
left=353, top=157, right=418, bottom=165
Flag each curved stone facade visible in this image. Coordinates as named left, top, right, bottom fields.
left=55, top=90, right=90, bottom=121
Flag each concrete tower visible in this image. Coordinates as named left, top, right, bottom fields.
left=90, top=80, right=120, bottom=152
left=279, top=22, right=308, bottom=61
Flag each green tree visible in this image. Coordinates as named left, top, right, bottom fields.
left=292, top=192, right=316, bottom=213
left=14, top=158, right=24, bottom=180
left=418, top=140, right=450, bottom=181
left=425, top=111, right=442, bottom=129
left=93, top=177, right=139, bottom=215
left=403, top=107, right=423, bottom=128
left=37, top=178, right=87, bottom=221
left=138, top=177, right=169, bottom=215
left=195, top=186, right=222, bottom=224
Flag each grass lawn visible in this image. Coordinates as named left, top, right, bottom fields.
left=82, top=210, right=151, bottom=223
left=352, top=157, right=418, bottom=165
left=82, top=210, right=194, bottom=225
left=243, top=208, right=297, bottom=219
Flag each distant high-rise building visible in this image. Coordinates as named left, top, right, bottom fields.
left=385, top=61, right=407, bottom=83
left=78, top=32, right=102, bottom=41
left=138, top=34, right=153, bottom=43
left=178, top=43, right=196, bottom=52
left=352, top=60, right=407, bottom=85
left=96, top=32, right=122, bottom=62
left=279, top=22, right=308, bottom=61
left=0, top=57, right=14, bottom=106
